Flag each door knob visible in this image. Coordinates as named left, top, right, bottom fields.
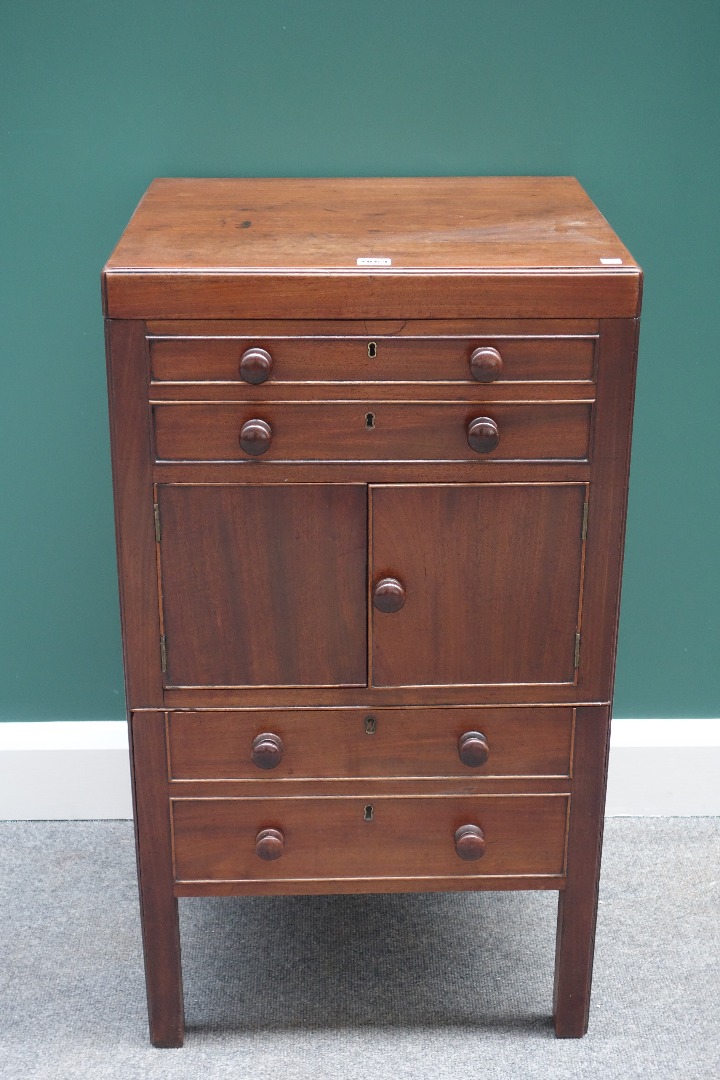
left=467, top=416, right=499, bottom=454
left=373, top=577, right=406, bottom=613
left=239, top=418, right=272, bottom=456
left=454, top=824, right=486, bottom=861
left=458, top=731, right=490, bottom=767
left=251, top=733, right=284, bottom=770
left=239, top=347, right=273, bottom=384
left=256, top=827, right=284, bottom=860
left=469, top=346, right=503, bottom=382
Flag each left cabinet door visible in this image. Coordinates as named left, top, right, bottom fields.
left=157, top=484, right=368, bottom=688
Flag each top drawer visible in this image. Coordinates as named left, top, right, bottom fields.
left=148, top=333, right=596, bottom=385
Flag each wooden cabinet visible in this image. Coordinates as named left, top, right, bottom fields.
left=103, top=177, right=641, bottom=1046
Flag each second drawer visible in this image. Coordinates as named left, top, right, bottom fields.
left=167, top=707, right=574, bottom=780
left=152, top=402, right=592, bottom=462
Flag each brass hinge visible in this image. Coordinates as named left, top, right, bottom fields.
left=160, top=635, right=167, bottom=673
left=581, top=500, right=589, bottom=542
left=574, top=631, right=581, bottom=671
left=153, top=502, right=161, bottom=543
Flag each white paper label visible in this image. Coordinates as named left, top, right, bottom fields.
left=357, top=257, right=392, bottom=266
left=600, top=258, right=623, bottom=265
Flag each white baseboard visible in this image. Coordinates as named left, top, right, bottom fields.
left=604, top=719, right=720, bottom=815
left=0, top=722, right=133, bottom=820
left=0, top=719, right=718, bottom=820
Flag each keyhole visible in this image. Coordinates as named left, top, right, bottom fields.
left=365, top=412, right=375, bottom=429
left=364, top=716, right=377, bottom=734
left=364, top=804, right=374, bottom=821
left=367, top=341, right=377, bottom=358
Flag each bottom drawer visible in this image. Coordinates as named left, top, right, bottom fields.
left=171, top=794, right=568, bottom=883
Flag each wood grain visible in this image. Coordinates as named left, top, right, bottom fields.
left=168, top=775, right=573, bottom=799
left=174, top=873, right=566, bottom=897
left=130, top=712, right=184, bottom=1047
left=106, top=178, right=639, bottom=272
left=105, top=321, right=163, bottom=709
left=166, top=706, right=575, bottom=781
left=152, top=460, right=592, bottom=485
left=147, top=317, right=601, bottom=337
left=157, top=483, right=367, bottom=688
left=149, top=333, right=596, bottom=384
left=371, top=483, right=586, bottom=687
left=152, top=402, right=592, bottom=463
left=106, top=269, right=640, bottom=321
left=104, top=178, right=641, bottom=1042
left=573, top=319, right=641, bottom=701
left=554, top=705, right=611, bottom=1037
left=148, top=381, right=596, bottom=404
left=103, top=178, right=641, bottom=318
left=171, top=793, right=569, bottom=882
left=160, top=684, right=599, bottom=709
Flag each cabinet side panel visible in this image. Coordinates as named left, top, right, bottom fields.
left=578, top=319, right=640, bottom=702
left=105, top=319, right=163, bottom=707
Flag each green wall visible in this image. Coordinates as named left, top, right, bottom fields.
left=1, top=2, right=718, bottom=721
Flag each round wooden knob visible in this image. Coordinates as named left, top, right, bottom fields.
left=469, top=346, right=503, bottom=383
left=239, top=418, right=272, bottom=456
left=458, top=731, right=490, bottom=768
left=256, top=827, right=284, bottom=861
left=373, top=577, right=406, bottom=613
left=239, top=347, right=273, bottom=384
left=454, top=824, right=486, bottom=861
left=467, top=416, right=499, bottom=454
left=251, top=733, right=284, bottom=770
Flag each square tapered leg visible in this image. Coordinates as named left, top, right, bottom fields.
left=130, top=712, right=184, bottom=1047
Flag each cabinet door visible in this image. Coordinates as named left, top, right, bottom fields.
left=157, top=484, right=367, bottom=688
left=371, top=484, right=586, bottom=687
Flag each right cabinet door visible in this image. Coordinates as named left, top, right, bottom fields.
left=371, top=483, right=587, bottom=688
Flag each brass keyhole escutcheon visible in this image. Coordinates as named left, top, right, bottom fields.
left=364, top=716, right=377, bottom=734
left=364, top=804, right=374, bottom=821
left=365, top=412, right=376, bottom=429
left=367, top=341, right=377, bottom=358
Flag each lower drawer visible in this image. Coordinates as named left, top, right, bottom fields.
left=171, top=794, right=569, bottom=882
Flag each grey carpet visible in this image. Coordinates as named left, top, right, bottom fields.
left=0, top=820, right=718, bottom=1080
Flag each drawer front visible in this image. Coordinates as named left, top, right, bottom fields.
left=153, top=402, right=592, bottom=463
left=171, top=794, right=569, bottom=882
left=149, top=335, right=596, bottom=385
left=167, top=707, right=574, bottom=780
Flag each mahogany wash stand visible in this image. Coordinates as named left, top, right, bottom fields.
left=102, top=177, right=641, bottom=1045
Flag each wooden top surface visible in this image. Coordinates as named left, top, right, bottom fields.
left=103, top=177, right=642, bottom=319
